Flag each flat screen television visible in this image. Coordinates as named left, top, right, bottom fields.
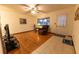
left=4, top=24, right=10, bottom=40
left=37, top=17, right=50, bottom=26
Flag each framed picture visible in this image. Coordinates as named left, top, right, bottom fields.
left=20, top=18, right=27, bottom=24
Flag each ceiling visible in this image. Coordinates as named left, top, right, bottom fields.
left=37, top=4, right=76, bottom=12
left=1, top=4, right=76, bottom=13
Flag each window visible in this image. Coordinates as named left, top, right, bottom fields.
left=37, top=17, right=50, bottom=25
left=57, top=15, right=67, bottom=27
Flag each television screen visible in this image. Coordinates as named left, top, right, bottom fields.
left=4, top=24, right=10, bottom=40
left=37, top=18, right=50, bottom=25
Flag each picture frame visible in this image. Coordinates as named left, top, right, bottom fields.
left=20, top=18, right=27, bottom=24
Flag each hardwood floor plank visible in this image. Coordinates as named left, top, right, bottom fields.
left=8, top=31, right=52, bottom=54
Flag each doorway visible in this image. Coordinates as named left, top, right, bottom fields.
left=0, top=17, right=4, bottom=54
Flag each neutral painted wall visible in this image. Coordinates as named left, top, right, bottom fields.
left=73, top=5, right=79, bottom=53
left=37, top=7, right=75, bottom=35
left=1, top=12, right=36, bottom=35
left=0, top=5, right=36, bottom=35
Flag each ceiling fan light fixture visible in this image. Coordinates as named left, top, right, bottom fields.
left=31, top=8, right=39, bottom=15
left=23, top=4, right=41, bottom=15
left=31, top=10, right=36, bottom=14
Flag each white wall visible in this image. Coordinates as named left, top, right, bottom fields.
left=1, top=12, right=36, bottom=35
left=72, top=5, right=79, bottom=53
left=73, top=20, right=79, bottom=53
left=0, top=5, right=36, bottom=35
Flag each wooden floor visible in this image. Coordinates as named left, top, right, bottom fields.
left=8, top=31, right=52, bottom=54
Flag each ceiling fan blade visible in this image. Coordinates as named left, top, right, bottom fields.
left=35, top=4, right=40, bottom=7
left=20, top=4, right=30, bottom=9
left=22, top=4, right=30, bottom=7
left=38, top=10, right=46, bottom=13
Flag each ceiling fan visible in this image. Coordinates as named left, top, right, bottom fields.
left=22, top=4, right=45, bottom=14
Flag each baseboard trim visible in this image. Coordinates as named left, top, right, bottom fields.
left=13, top=30, right=34, bottom=35
left=49, top=32, right=65, bottom=37
left=49, top=32, right=72, bottom=37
